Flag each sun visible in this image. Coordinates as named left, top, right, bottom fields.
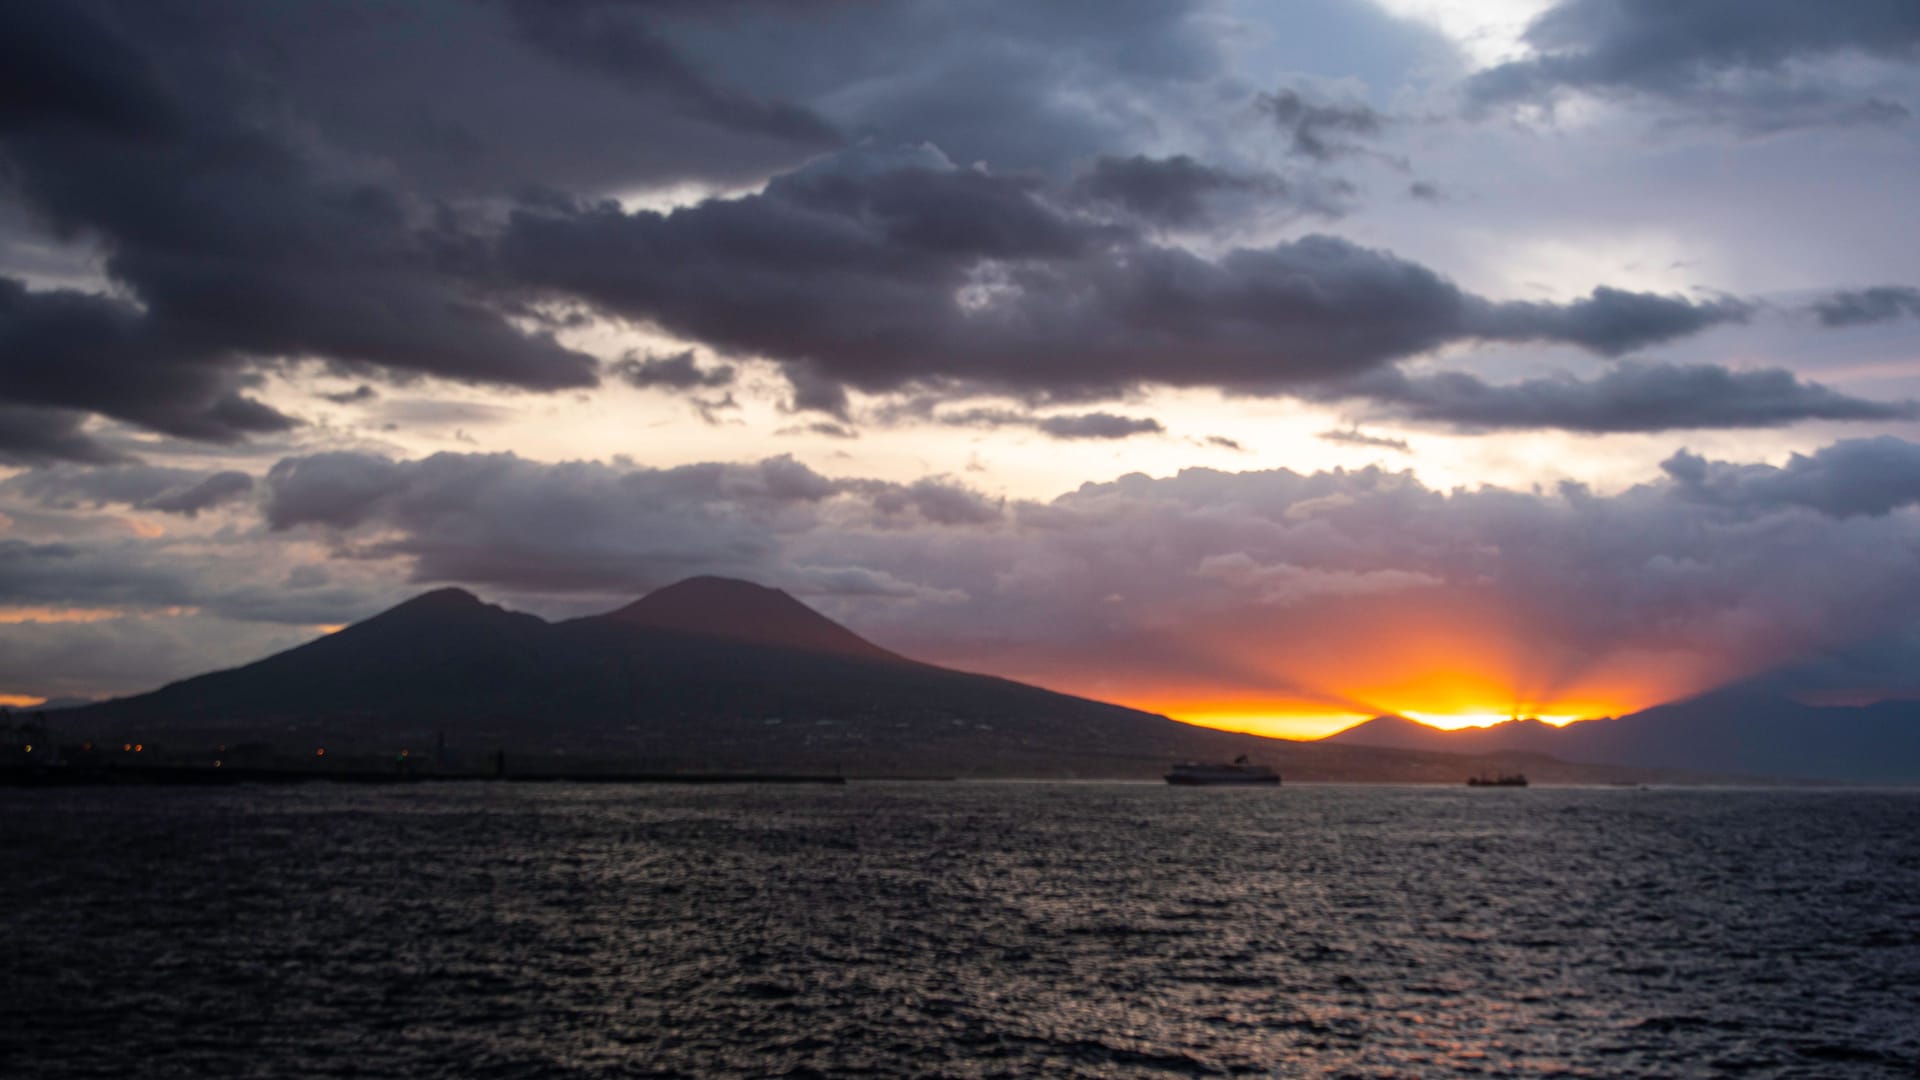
left=1403, top=710, right=1584, bottom=730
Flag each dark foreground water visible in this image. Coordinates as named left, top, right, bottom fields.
left=4, top=784, right=1918, bottom=1078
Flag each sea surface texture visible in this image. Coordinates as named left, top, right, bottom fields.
left=4, top=783, right=1917, bottom=1078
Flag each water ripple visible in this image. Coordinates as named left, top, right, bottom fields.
left=3, top=784, right=1917, bottom=1077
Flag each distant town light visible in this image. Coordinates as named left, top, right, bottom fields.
left=316, top=748, right=326, bottom=757
left=213, top=760, right=222, bottom=768
left=134, top=743, right=144, bottom=752
left=23, top=744, right=31, bottom=753
left=123, top=743, right=132, bottom=751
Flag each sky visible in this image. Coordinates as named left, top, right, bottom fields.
left=3, top=0, right=1920, bottom=737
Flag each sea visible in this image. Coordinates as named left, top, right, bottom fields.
left=3, top=783, right=1917, bottom=1078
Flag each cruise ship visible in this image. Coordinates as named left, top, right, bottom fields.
left=1165, top=755, right=1280, bottom=786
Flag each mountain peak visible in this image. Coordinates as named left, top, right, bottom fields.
left=405, top=586, right=484, bottom=608
left=365, top=586, right=489, bottom=622
left=603, top=576, right=898, bottom=661
left=330, top=587, right=529, bottom=637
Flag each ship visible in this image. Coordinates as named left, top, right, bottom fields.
left=1165, top=754, right=1280, bottom=786
left=1466, top=772, right=1528, bottom=787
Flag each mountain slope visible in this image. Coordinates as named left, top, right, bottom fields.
left=1325, top=687, right=1920, bottom=783
left=72, top=588, right=557, bottom=729
left=54, top=577, right=1706, bottom=781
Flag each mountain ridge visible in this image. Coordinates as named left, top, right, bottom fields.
left=1324, top=691, right=1920, bottom=783
left=45, top=577, right=1729, bottom=783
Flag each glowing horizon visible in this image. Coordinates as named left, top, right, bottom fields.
left=1165, top=702, right=1623, bottom=741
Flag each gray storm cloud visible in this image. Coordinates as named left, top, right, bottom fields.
left=1469, top=0, right=1920, bottom=131
left=1319, top=362, right=1914, bottom=433
left=1663, top=437, right=1920, bottom=518
left=1, top=0, right=1907, bottom=458
left=501, top=146, right=1755, bottom=406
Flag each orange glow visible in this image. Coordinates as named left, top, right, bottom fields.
left=0, top=605, right=198, bottom=624
left=947, top=585, right=1733, bottom=741
left=314, top=624, right=347, bottom=635
left=0, top=606, right=122, bottom=624
left=134, top=743, right=144, bottom=752
left=1403, top=711, right=1585, bottom=730
left=0, top=693, right=49, bottom=708
left=315, top=748, right=326, bottom=757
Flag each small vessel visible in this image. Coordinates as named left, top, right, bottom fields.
left=1466, top=772, right=1528, bottom=787
left=1166, top=754, right=1279, bottom=786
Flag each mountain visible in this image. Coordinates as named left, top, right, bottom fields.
left=598, top=576, right=899, bottom=662
left=55, top=577, right=1704, bottom=782
left=1325, top=686, right=1920, bottom=783
left=1326, top=715, right=1572, bottom=756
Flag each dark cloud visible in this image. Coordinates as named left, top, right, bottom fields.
left=1468, top=0, right=1920, bottom=130
left=0, top=1, right=596, bottom=446
left=262, top=450, right=1004, bottom=591
left=776, top=421, right=859, bottom=439
left=374, top=399, right=517, bottom=429
left=499, top=0, right=841, bottom=146
left=1478, top=287, right=1752, bottom=356
left=4, top=465, right=202, bottom=510
left=691, top=392, right=741, bottom=426
left=0, top=279, right=301, bottom=443
left=671, top=0, right=1225, bottom=175
left=1203, top=435, right=1246, bottom=452
left=2, top=464, right=254, bottom=517
left=909, top=406, right=1165, bottom=441
left=610, top=348, right=737, bottom=390
left=852, top=477, right=1006, bottom=528
left=83, top=0, right=840, bottom=196
left=1323, top=361, right=1914, bottom=434
left=1812, top=286, right=1920, bottom=327
left=503, top=148, right=1748, bottom=407
left=0, top=6, right=1824, bottom=442
left=1073, top=155, right=1268, bottom=226
left=1319, top=428, right=1410, bottom=452
left=1035, top=413, right=1165, bottom=440
left=141, top=471, right=253, bottom=517
left=1256, top=88, right=1388, bottom=160
left=0, top=537, right=193, bottom=611
left=0, top=405, right=133, bottom=465
left=1663, top=437, right=1920, bottom=518
left=319, top=385, right=379, bottom=405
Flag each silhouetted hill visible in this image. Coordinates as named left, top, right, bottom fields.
left=1325, top=687, right=1920, bottom=783
left=597, top=576, right=899, bottom=661
left=53, top=577, right=1710, bottom=782
left=1327, top=715, right=1569, bottom=756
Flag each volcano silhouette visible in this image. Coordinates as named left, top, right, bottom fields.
left=52, top=577, right=1712, bottom=781
left=54, top=577, right=1267, bottom=775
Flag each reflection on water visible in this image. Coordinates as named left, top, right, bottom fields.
left=3, top=783, right=1917, bottom=1077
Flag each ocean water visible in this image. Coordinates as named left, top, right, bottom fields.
left=3, top=783, right=1917, bottom=1078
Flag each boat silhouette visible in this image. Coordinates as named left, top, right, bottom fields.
left=1466, top=771, right=1528, bottom=787
left=1165, top=754, right=1280, bottom=786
